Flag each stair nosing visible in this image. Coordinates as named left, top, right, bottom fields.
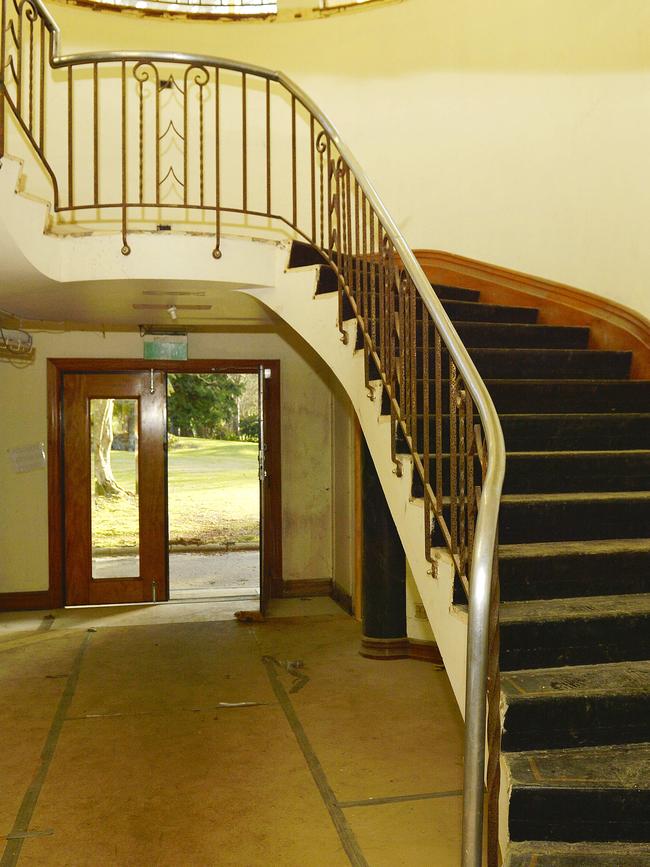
left=505, top=742, right=650, bottom=791
left=501, top=659, right=650, bottom=702
left=499, top=592, right=650, bottom=624
left=499, top=538, right=650, bottom=558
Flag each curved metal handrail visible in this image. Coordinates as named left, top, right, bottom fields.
left=0, top=3, right=506, bottom=863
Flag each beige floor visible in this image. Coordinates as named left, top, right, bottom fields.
left=0, top=599, right=466, bottom=866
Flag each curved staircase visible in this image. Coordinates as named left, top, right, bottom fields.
left=1, top=0, right=648, bottom=854
left=284, top=241, right=650, bottom=865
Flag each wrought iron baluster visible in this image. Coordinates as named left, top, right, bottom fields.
left=38, top=16, right=44, bottom=152
left=27, top=2, right=32, bottom=132
left=120, top=60, right=129, bottom=254
left=241, top=70, right=247, bottom=212
left=316, top=129, right=326, bottom=251
left=458, top=384, right=467, bottom=575
left=353, top=179, right=360, bottom=312
left=213, top=65, right=221, bottom=258
left=291, top=93, right=296, bottom=228
left=92, top=62, right=98, bottom=205
left=422, top=297, right=433, bottom=562
left=435, top=329, right=443, bottom=516
left=67, top=63, right=72, bottom=208
left=334, top=157, right=344, bottom=337
left=449, top=359, right=458, bottom=557
left=267, top=78, right=272, bottom=218
left=309, top=114, right=315, bottom=242
left=409, top=276, right=417, bottom=451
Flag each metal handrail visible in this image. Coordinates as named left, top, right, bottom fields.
left=0, top=3, right=506, bottom=863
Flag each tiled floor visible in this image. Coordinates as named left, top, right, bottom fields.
left=0, top=600, right=466, bottom=866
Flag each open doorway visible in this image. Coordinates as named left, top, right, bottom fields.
left=166, top=371, right=261, bottom=603
left=48, top=358, right=281, bottom=611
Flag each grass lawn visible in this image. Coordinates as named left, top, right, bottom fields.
left=92, top=436, right=259, bottom=549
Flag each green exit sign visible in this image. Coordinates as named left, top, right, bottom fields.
left=143, top=334, right=188, bottom=360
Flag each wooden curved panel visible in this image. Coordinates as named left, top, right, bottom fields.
left=415, top=250, right=650, bottom=379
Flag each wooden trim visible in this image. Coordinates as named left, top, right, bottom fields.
left=0, top=591, right=52, bottom=612
left=407, top=639, right=444, bottom=666
left=331, top=581, right=353, bottom=614
left=360, top=635, right=445, bottom=664
left=281, top=578, right=332, bottom=598
left=47, top=359, right=65, bottom=609
left=45, top=358, right=283, bottom=610
left=414, top=250, right=650, bottom=379
left=264, top=361, right=283, bottom=600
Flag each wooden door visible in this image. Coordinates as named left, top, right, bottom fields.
left=63, top=371, right=167, bottom=606
left=258, top=366, right=269, bottom=615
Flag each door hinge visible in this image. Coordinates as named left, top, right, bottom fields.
left=152, top=579, right=158, bottom=602
left=150, top=369, right=155, bottom=394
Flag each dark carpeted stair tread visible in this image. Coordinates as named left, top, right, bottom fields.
left=506, top=841, right=650, bottom=867
left=501, top=660, right=650, bottom=750
left=496, top=538, right=650, bottom=601
left=499, top=591, right=650, bottom=626
left=449, top=321, right=590, bottom=349
left=506, top=742, right=650, bottom=843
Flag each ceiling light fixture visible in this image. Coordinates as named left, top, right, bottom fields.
left=167, top=305, right=178, bottom=320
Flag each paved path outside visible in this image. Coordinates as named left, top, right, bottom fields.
left=92, top=550, right=260, bottom=591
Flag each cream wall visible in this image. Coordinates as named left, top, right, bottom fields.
left=0, top=324, right=354, bottom=595
left=42, top=0, right=650, bottom=318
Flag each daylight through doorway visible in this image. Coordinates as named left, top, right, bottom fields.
left=166, top=372, right=261, bottom=602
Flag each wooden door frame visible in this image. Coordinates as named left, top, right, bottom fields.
left=47, top=358, right=282, bottom=609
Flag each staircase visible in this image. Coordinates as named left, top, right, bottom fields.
left=285, top=241, right=650, bottom=865
left=2, top=0, right=648, bottom=855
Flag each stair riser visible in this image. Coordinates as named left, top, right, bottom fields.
left=406, top=381, right=650, bottom=415
left=502, top=694, right=650, bottom=751
left=413, top=350, right=632, bottom=380
left=318, top=266, right=482, bottom=303
left=500, top=614, right=650, bottom=670
left=442, top=300, right=539, bottom=323
left=415, top=322, right=590, bottom=349
left=410, top=414, right=650, bottom=452
left=498, top=499, right=650, bottom=544
left=497, top=550, right=650, bottom=602
left=509, top=789, right=650, bottom=843
left=411, top=453, right=650, bottom=495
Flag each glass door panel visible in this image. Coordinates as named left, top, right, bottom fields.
left=63, top=371, right=167, bottom=606
left=90, top=398, right=141, bottom=580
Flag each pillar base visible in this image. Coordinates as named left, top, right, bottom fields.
left=360, top=635, right=410, bottom=660
left=360, top=636, right=445, bottom=665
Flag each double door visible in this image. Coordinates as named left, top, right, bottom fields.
left=61, top=366, right=271, bottom=611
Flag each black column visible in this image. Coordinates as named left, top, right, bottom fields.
left=360, top=439, right=408, bottom=659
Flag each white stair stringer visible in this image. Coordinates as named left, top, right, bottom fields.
left=242, top=252, right=469, bottom=715
left=0, top=155, right=468, bottom=716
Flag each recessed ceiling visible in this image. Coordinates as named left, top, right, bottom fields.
left=0, top=276, right=273, bottom=328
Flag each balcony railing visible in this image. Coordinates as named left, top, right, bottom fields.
left=0, top=1, right=506, bottom=863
